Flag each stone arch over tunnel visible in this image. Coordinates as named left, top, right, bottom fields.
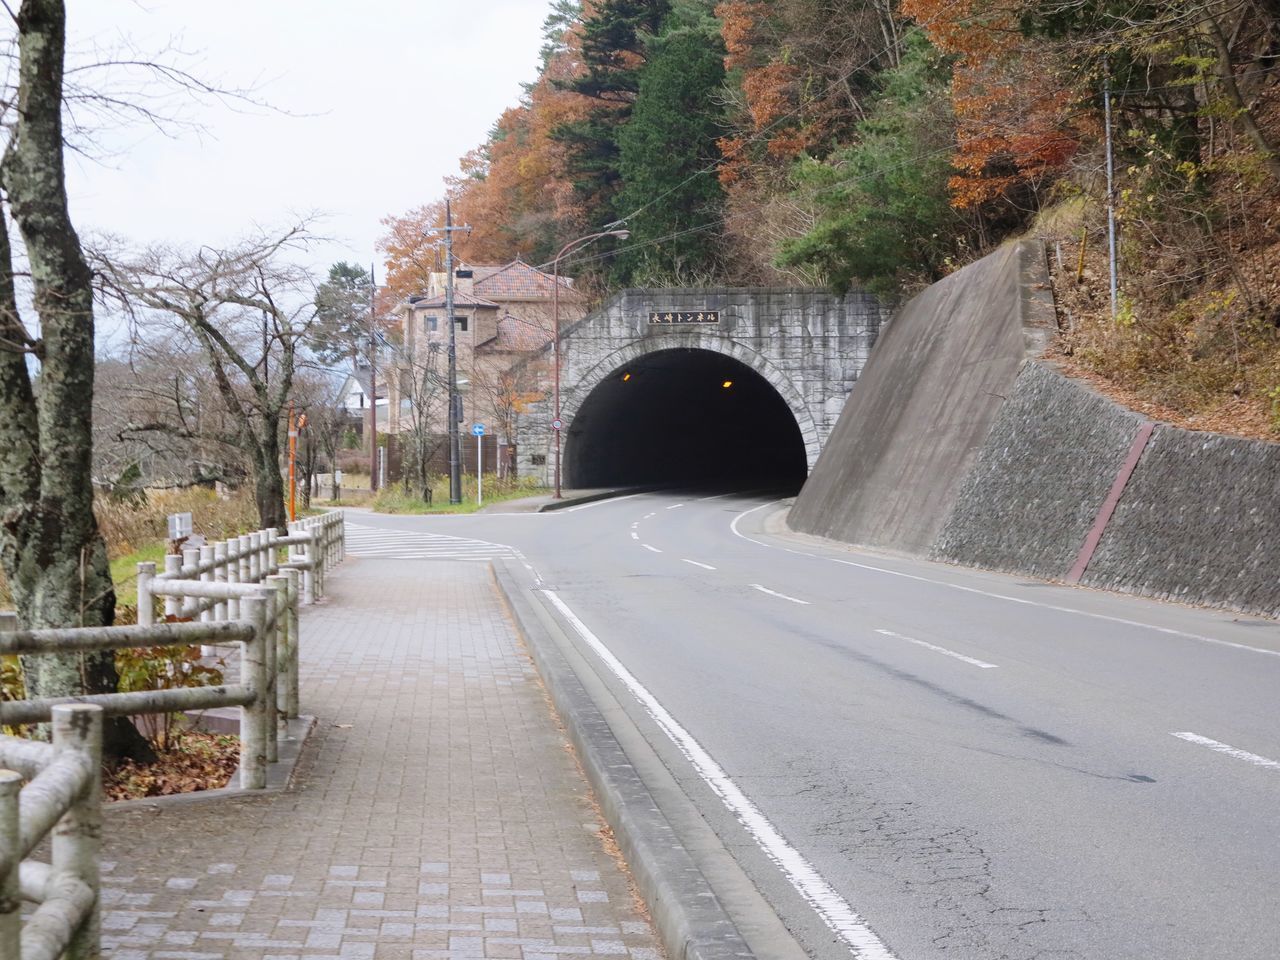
left=559, top=343, right=815, bottom=490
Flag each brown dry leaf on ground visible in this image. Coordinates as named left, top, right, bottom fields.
left=105, top=732, right=239, bottom=801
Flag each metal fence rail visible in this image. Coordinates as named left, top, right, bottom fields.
left=0, top=510, right=346, bottom=959
left=1, top=703, right=103, bottom=960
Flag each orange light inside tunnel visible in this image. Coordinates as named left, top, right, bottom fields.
left=622, top=372, right=632, bottom=381
left=721, top=380, right=733, bottom=389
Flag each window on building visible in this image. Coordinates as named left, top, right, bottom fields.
left=531, top=454, right=546, bottom=466
left=456, top=315, right=468, bottom=332
left=426, top=316, right=438, bottom=332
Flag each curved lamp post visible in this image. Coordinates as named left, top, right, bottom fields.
left=552, top=228, right=628, bottom=499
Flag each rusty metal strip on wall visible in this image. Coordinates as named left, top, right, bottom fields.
left=1065, top=420, right=1155, bottom=583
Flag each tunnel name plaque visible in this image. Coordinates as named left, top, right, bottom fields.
left=648, top=311, right=720, bottom=325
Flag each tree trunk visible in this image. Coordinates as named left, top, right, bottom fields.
left=252, top=428, right=288, bottom=531
left=0, top=0, right=152, bottom=762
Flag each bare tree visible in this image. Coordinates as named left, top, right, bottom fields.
left=0, top=0, right=152, bottom=759
left=97, top=225, right=319, bottom=529
left=386, top=334, right=447, bottom=500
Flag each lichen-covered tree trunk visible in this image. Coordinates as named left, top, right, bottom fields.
left=0, top=0, right=153, bottom=761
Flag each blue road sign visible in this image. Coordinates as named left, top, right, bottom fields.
left=472, top=423, right=486, bottom=437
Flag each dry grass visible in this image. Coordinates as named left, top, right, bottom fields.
left=0, top=486, right=261, bottom=614
left=1036, top=194, right=1280, bottom=442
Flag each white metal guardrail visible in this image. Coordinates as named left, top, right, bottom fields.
left=0, top=510, right=346, bottom=958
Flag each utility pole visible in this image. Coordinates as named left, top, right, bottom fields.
left=437, top=201, right=471, bottom=505
left=368, top=262, right=378, bottom=492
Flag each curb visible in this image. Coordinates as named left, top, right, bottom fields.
left=492, top=561, right=754, bottom=960
left=535, top=488, right=649, bottom=512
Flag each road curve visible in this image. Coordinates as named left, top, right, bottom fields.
left=345, top=493, right=1280, bottom=960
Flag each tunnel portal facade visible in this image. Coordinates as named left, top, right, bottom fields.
left=514, top=287, right=885, bottom=489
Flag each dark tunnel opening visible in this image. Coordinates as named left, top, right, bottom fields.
left=563, top=349, right=809, bottom=492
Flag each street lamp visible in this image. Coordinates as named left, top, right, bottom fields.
left=552, top=227, right=629, bottom=499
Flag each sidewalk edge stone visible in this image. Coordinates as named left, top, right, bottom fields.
left=106, top=715, right=317, bottom=813
left=492, top=560, right=755, bottom=960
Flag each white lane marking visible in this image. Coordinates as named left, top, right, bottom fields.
left=644, top=512, right=657, bottom=519
left=631, top=522, right=639, bottom=530
left=563, top=493, right=644, bottom=512
left=642, top=544, right=663, bottom=554
left=875, top=629, right=999, bottom=669
left=630, top=532, right=639, bottom=541
left=750, top=584, right=811, bottom=606
left=541, top=591, right=897, bottom=960
left=1172, top=732, right=1280, bottom=770
left=667, top=503, right=685, bottom=510
left=729, top=503, right=1280, bottom=661
left=682, top=559, right=717, bottom=571
left=698, top=492, right=733, bottom=501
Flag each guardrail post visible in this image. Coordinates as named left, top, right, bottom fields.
left=0, top=768, right=20, bottom=958
left=238, top=534, right=251, bottom=588
left=239, top=595, right=269, bottom=789
left=266, top=574, right=289, bottom=735
left=282, top=569, right=300, bottom=719
left=52, top=702, right=103, bottom=960
left=198, top=545, right=215, bottom=623
left=136, top=562, right=155, bottom=628
left=182, top=547, right=200, bottom=620
left=248, top=533, right=261, bottom=583
left=163, top=554, right=182, bottom=620
left=213, top=543, right=228, bottom=621
left=225, top=538, right=241, bottom=621
left=302, top=537, right=316, bottom=605
left=267, top=529, right=279, bottom=576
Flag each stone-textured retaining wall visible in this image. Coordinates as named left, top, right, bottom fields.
left=931, top=362, right=1146, bottom=579
left=789, top=240, right=1055, bottom=554
left=1081, top=425, right=1280, bottom=616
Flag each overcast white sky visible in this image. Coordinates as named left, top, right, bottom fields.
left=62, top=0, right=553, bottom=277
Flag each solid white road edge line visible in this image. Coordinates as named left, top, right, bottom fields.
left=564, top=493, right=644, bottom=512
left=643, top=544, right=663, bottom=554
left=729, top=501, right=1280, bottom=660
left=750, top=584, right=811, bottom=605
left=875, top=629, right=999, bottom=669
left=541, top=589, right=898, bottom=960
left=682, top=559, right=717, bottom=571
left=1171, top=732, right=1280, bottom=770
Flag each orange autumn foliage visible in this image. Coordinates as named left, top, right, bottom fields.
left=903, top=0, right=1084, bottom=208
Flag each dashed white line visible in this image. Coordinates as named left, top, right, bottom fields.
left=875, top=629, right=999, bottom=669
left=644, top=512, right=657, bottom=519
left=1172, top=732, right=1280, bottom=770
left=729, top=502, right=1280, bottom=661
left=541, top=590, right=897, bottom=960
left=667, top=503, right=685, bottom=510
left=681, top=559, right=716, bottom=571
left=642, top=544, right=663, bottom=554
left=630, top=531, right=639, bottom=541
left=750, top=584, right=810, bottom=605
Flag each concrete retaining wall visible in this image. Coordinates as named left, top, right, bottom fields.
left=791, top=240, right=1280, bottom=620
left=788, top=240, right=1055, bottom=554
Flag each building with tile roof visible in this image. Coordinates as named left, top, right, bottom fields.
left=381, top=258, right=588, bottom=477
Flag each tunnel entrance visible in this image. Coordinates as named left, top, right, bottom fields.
left=563, top=348, right=808, bottom=491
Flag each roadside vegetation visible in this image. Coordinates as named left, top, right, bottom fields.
left=372, top=475, right=547, bottom=515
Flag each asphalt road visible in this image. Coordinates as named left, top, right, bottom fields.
left=345, top=491, right=1280, bottom=960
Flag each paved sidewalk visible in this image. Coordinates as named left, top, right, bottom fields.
left=99, top=557, right=664, bottom=960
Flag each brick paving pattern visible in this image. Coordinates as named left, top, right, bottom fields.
left=100, top=557, right=664, bottom=960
